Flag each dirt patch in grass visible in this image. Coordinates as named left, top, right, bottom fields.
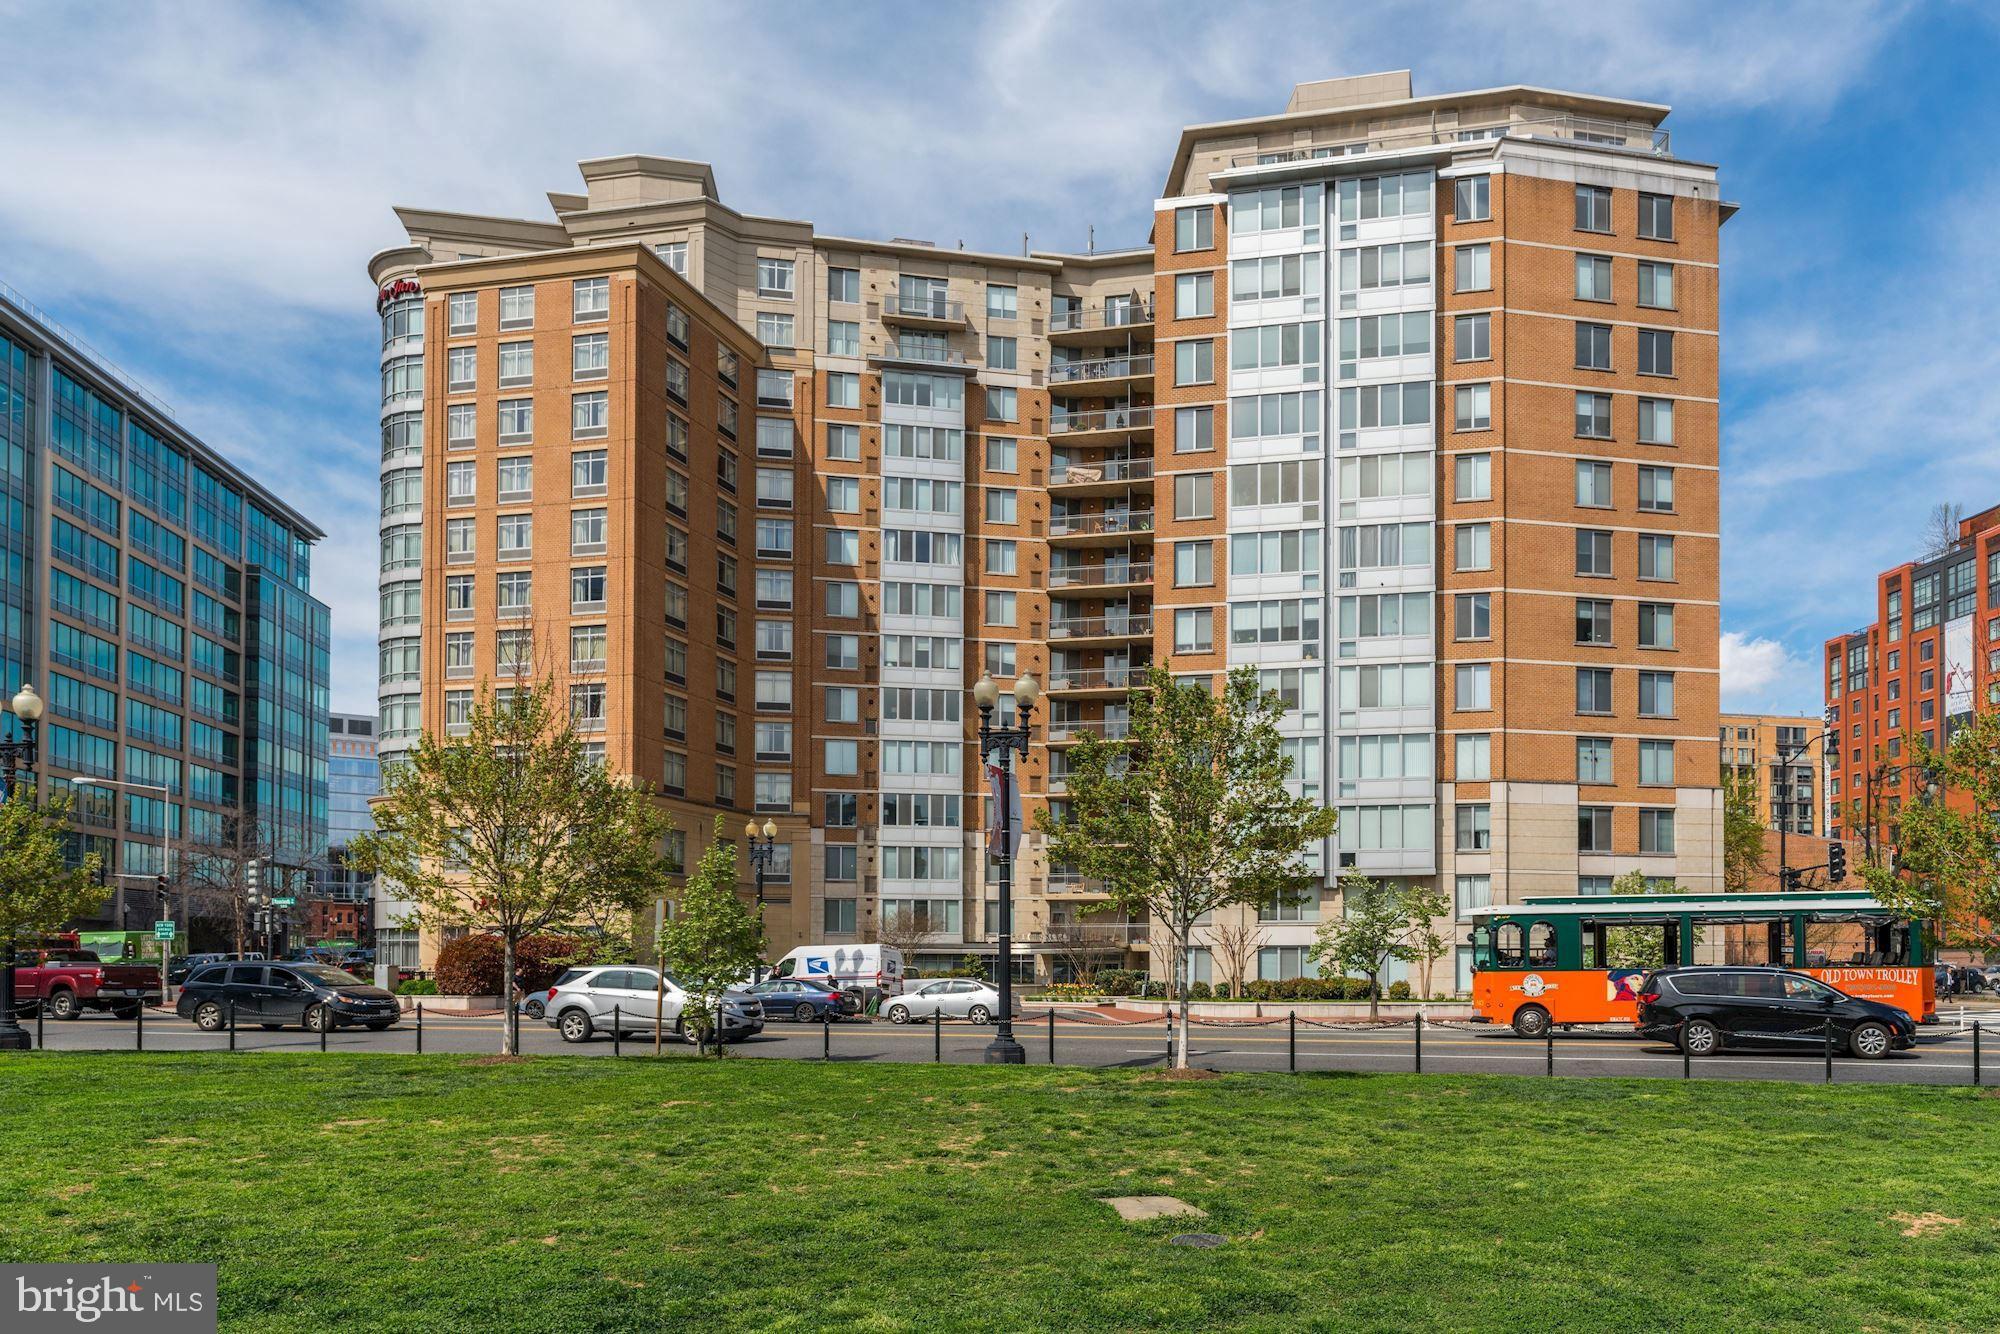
left=1890, top=1212, right=1965, bottom=1238
left=1141, top=1068, right=1222, bottom=1082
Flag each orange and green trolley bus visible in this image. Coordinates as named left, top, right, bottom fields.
left=1465, top=891, right=1935, bottom=1037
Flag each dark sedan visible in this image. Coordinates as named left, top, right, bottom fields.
left=743, top=977, right=859, bottom=1022
left=1635, top=966, right=1916, bottom=1059
left=175, top=962, right=401, bottom=1033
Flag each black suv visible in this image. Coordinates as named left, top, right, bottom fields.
left=1635, top=966, right=1916, bottom=1059
left=175, top=962, right=400, bottom=1033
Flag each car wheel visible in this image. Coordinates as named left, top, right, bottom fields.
left=46, top=989, right=79, bottom=1021
left=794, top=1002, right=817, bottom=1023
left=193, top=1002, right=225, bottom=1032
left=525, top=999, right=546, bottom=1020
left=887, top=1004, right=911, bottom=1024
left=558, top=1010, right=594, bottom=1043
left=968, top=1004, right=992, bottom=1025
left=1509, top=1005, right=1550, bottom=1039
left=304, top=1004, right=332, bottom=1034
left=1681, top=1018, right=1722, bottom=1057
left=1849, top=1021, right=1892, bottom=1059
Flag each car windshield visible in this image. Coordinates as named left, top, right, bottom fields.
left=289, top=965, right=370, bottom=987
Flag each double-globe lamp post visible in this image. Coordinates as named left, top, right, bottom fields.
left=973, top=670, right=1038, bottom=1065
left=743, top=818, right=777, bottom=981
left=0, top=683, right=48, bottom=1051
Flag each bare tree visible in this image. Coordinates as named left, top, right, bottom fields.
left=1207, top=918, right=1266, bottom=999
left=1921, top=502, right=1965, bottom=560
left=1046, top=917, right=1123, bottom=987
left=165, top=815, right=285, bottom=953
left=865, top=904, right=934, bottom=962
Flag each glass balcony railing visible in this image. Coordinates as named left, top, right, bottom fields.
left=1052, top=458, right=1153, bottom=485
left=1050, top=406, right=1152, bottom=436
left=1050, top=353, right=1154, bottom=385
left=1049, top=562, right=1151, bottom=589
left=1049, top=510, right=1155, bottom=538
left=1049, top=299, right=1154, bottom=333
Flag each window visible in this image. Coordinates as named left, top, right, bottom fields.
left=1454, top=593, right=1490, bottom=640
left=447, top=346, right=476, bottom=391
left=571, top=565, right=606, bottom=613
left=1577, top=736, right=1613, bottom=784
left=1174, top=540, right=1213, bottom=587
left=1639, top=397, right=1674, bottom=445
left=1174, top=339, right=1214, bottom=385
left=445, top=459, right=475, bottom=507
left=1576, top=460, right=1613, bottom=508
left=984, top=387, right=1018, bottom=423
left=492, top=512, right=530, bottom=561
left=1638, top=534, right=1675, bottom=581
left=1574, top=184, right=1612, bottom=233
left=1575, top=252, right=1613, bottom=301
left=1455, top=244, right=1490, bottom=292
left=1455, top=453, right=1491, bottom=501
left=755, top=312, right=795, bottom=348
left=1174, top=273, right=1214, bottom=319
left=756, top=568, right=794, bottom=609
left=984, top=488, right=1017, bottom=524
left=1455, top=804, right=1491, bottom=851
left=756, top=466, right=795, bottom=511
left=1173, top=473, right=1214, bottom=521
left=1232, top=460, right=1323, bottom=508
left=1635, top=602, right=1675, bottom=651
left=1454, top=175, right=1490, bottom=222
left=1233, top=181, right=1326, bottom=233
left=448, top=291, right=477, bottom=334
left=1578, top=806, right=1613, bottom=852
left=498, top=340, right=533, bottom=387
left=1640, top=740, right=1675, bottom=787
left=1639, top=670, right=1675, bottom=718
left=444, top=517, right=475, bottom=564
left=825, top=372, right=859, bottom=410
left=1637, top=261, right=1674, bottom=309
left=826, top=266, right=860, bottom=303
left=1230, top=389, right=1321, bottom=443
left=1174, top=205, right=1213, bottom=251
left=1338, top=244, right=1431, bottom=294
left=1456, top=733, right=1490, bottom=781
left=826, top=320, right=859, bottom=357
left=1637, top=466, right=1674, bottom=512
left=1450, top=523, right=1490, bottom=573
left=1637, top=192, right=1674, bottom=240
left=494, top=398, right=532, bottom=445
left=1455, top=663, right=1491, bottom=710
left=983, top=539, right=1017, bottom=576
left=1339, top=381, right=1430, bottom=429
left=756, top=257, right=794, bottom=298
left=1575, top=322, right=1612, bottom=370
left=1575, top=391, right=1612, bottom=439
left=1576, top=598, right=1613, bottom=644
left=1576, top=529, right=1613, bottom=576
left=1454, top=383, right=1491, bottom=432
left=987, top=335, right=1017, bottom=370
left=569, top=623, right=607, bottom=673
left=1576, top=668, right=1613, bottom=715
left=1174, top=608, right=1212, bottom=654
left=1638, top=329, right=1675, bottom=377
left=1235, top=254, right=1324, bottom=302
left=572, top=391, right=608, bottom=439
left=825, top=635, right=859, bottom=670
left=496, top=571, right=532, bottom=617
left=986, top=284, right=1017, bottom=320
left=562, top=449, right=604, bottom=498
left=571, top=508, right=607, bottom=556
left=1640, top=809, right=1676, bottom=854
left=1454, top=313, right=1490, bottom=361
left=573, top=276, right=609, bottom=321
left=1454, top=875, right=1492, bottom=919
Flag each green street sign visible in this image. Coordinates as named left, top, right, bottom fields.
left=153, top=921, right=176, bottom=940
left=271, top=896, right=296, bottom=908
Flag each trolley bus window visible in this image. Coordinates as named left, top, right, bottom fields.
left=1470, top=925, right=1496, bottom=970
left=1494, top=922, right=1525, bottom=968
left=1527, top=922, right=1558, bottom=967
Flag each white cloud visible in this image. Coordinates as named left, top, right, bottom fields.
left=1720, top=631, right=1819, bottom=713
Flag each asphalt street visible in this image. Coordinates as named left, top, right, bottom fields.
left=17, top=1005, right=1999, bottom=1086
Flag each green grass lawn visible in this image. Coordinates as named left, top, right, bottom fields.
left=7, top=1056, right=2000, bottom=1331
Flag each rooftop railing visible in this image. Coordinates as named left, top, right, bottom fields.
left=1228, top=111, right=1671, bottom=170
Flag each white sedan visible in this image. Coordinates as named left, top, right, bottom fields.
left=881, top=979, right=1020, bottom=1025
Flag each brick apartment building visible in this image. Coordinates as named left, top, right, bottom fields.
left=1825, top=503, right=2000, bottom=862
left=369, top=71, right=1729, bottom=989
left=1719, top=712, right=1826, bottom=836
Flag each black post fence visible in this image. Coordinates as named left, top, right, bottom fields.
left=415, top=1003, right=423, bottom=1055
left=1288, top=1011, right=1296, bottom=1073
left=933, top=1008, right=942, bottom=1063
left=613, top=1005, right=621, bottom=1057
left=1047, top=1008, right=1055, bottom=1065
left=1413, top=1014, right=1422, bottom=1075
left=1682, top=1024, right=1690, bottom=1079
left=319, top=1008, right=328, bottom=1053
left=1975, top=1021, right=1982, bottom=1087
left=1545, top=1026, right=1554, bottom=1076
left=135, top=1002, right=143, bottom=1052
left=1823, top=1017, right=1834, bottom=1083
left=822, top=1013, right=831, bottom=1061
left=229, top=999, right=237, bottom=1052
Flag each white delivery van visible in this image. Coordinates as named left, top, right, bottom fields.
left=772, top=944, right=905, bottom=997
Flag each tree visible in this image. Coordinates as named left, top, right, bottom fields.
left=1921, top=502, right=1965, bottom=561
left=1308, top=873, right=1444, bottom=1018
left=1606, top=870, right=1670, bottom=969
left=1046, top=914, right=1125, bottom=988
left=1722, top=765, right=1767, bottom=893
left=659, top=818, right=765, bottom=1056
left=1039, top=665, right=1338, bottom=1067
left=348, top=678, right=675, bottom=1054
left=163, top=814, right=282, bottom=954
left=1862, top=710, right=2000, bottom=955
left=1206, top=918, right=1266, bottom=1000
left=865, top=903, right=933, bottom=959
left=1403, top=882, right=1453, bottom=999
left=0, top=789, right=107, bottom=991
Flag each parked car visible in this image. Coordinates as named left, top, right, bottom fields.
left=881, top=978, right=1020, bottom=1026
left=544, top=966, right=763, bottom=1044
left=743, top=977, right=859, bottom=1022
left=12, top=949, right=161, bottom=1019
left=519, top=968, right=591, bottom=1020
left=1634, top=966, right=1916, bottom=1059
left=174, top=962, right=400, bottom=1033
left=769, top=944, right=905, bottom=997
left=339, top=949, right=375, bottom=971
left=168, top=952, right=266, bottom=987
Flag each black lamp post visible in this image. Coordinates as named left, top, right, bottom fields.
left=743, top=818, right=777, bottom=981
left=1777, top=712, right=1835, bottom=892
left=1, top=683, right=47, bottom=1051
left=974, top=669, right=1038, bottom=1065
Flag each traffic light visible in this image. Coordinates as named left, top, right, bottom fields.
left=1782, top=867, right=1803, bottom=892
left=1827, top=841, right=1847, bottom=885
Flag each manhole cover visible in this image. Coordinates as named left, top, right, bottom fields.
left=1169, top=1233, right=1227, bottom=1248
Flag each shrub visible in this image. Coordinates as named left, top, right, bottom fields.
left=1244, top=979, right=1278, bottom=1002
left=433, top=933, right=599, bottom=996
left=1387, top=980, right=1413, bottom=1001
left=394, top=978, right=439, bottom=996
left=1188, top=980, right=1212, bottom=1000
left=1094, top=968, right=1149, bottom=997
left=1032, top=982, right=1097, bottom=1002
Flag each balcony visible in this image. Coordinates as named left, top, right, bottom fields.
left=1048, top=510, right=1154, bottom=547
left=881, top=292, right=966, bottom=328
left=1046, top=719, right=1132, bottom=745
left=1048, top=562, right=1152, bottom=593
left=1046, top=664, right=1146, bottom=697
left=1049, top=612, right=1152, bottom=645
left=1048, top=353, right=1154, bottom=397
left=1043, top=871, right=1112, bottom=897
left=1051, top=457, right=1153, bottom=496
left=1226, top=111, right=1671, bottom=169
left=1049, top=299, right=1154, bottom=344
left=1049, top=405, right=1153, bottom=444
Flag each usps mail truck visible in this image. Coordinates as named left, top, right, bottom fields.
left=772, top=944, right=905, bottom=997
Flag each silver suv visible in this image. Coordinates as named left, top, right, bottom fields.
left=546, top=965, right=764, bottom=1044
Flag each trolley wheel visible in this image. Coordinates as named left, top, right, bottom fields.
left=1510, top=1005, right=1551, bottom=1039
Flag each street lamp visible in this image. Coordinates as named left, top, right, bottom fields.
left=1777, top=715, right=1835, bottom=891
left=974, top=670, right=1038, bottom=1065
left=0, top=683, right=46, bottom=1050
left=744, top=819, right=778, bottom=982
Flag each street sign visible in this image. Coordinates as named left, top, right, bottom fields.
left=153, top=921, right=176, bottom=940
left=271, top=896, right=296, bottom=907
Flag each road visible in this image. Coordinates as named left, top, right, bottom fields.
left=18, top=1005, right=2000, bottom=1087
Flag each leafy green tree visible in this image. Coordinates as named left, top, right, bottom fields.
left=1309, top=873, right=1445, bottom=1018
left=1862, top=711, right=2000, bottom=954
left=1, top=790, right=107, bottom=1012
left=1038, top=665, right=1338, bottom=1067
left=1605, top=869, right=1695, bottom=970
left=349, top=679, right=675, bottom=1054
left=659, top=819, right=765, bottom=1056
left=1722, top=765, right=1767, bottom=892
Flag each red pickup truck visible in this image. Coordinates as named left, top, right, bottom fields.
left=12, top=949, right=162, bottom=1019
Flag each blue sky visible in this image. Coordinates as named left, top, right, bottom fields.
left=1, top=0, right=1993, bottom=715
